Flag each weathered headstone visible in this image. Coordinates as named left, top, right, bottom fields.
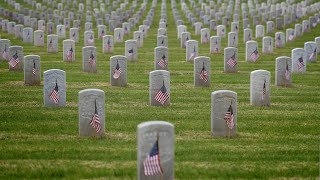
left=154, top=47, right=169, bottom=70
left=286, top=28, right=295, bottom=42
left=14, top=24, right=24, bottom=39
left=211, top=90, right=237, bottom=137
left=47, top=22, right=54, bottom=35
left=224, top=47, right=238, bottom=73
left=266, top=21, right=274, bottom=34
left=177, top=25, right=187, bottom=39
left=110, top=55, right=127, bottom=87
left=82, top=46, right=97, bottom=73
left=23, top=27, right=33, bottom=43
left=304, top=41, right=317, bottom=62
left=114, top=28, right=124, bottom=43
left=246, top=41, right=259, bottom=62
left=97, top=25, right=106, bottom=40
left=78, top=89, right=105, bottom=137
left=85, top=22, right=93, bottom=31
left=181, top=32, right=191, bottom=48
left=122, top=22, right=130, bottom=35
left=294, top=24, right=302, bottom=37
left=302, top=20, right=310, bottom=33
left=125, top=40, right=138, bottom=62
left=262, top=36, right=273, bottom=54
left=275, top=32, right=285, bottom=48
left=8, top=46, right=23, bottom=71
left=210, top=36, right=221, bottom=54
left=227, top=32, right=238, bottom=47
left=194, top=22, right=203, bottom=35
left=34, top=30, right=44, bottom=47
left=157, top=36, right=168, bottom=48
left=158, top=28, right=167, bottom=37
left=217, top=25, right=226, bottom=38
left=137, top=121, right=174, bottom=180
left=194, top=56, right=210, bottom=86
left=243, top=28, right=252, bottom=43
left=84, top=31, right=95, bottom=46
left=255, top=25, right=264, bottom=38
left=103, top=35, right=114, bottom=53
left=250, top=70, right=270, bottom=106
left=275, top=56, right=292, bottom=87
left=0, top=39, right=10, bottom=61
left=56, top=25, right=66, bottom=39
left=47, top=34, right=58, bottom=53
left=186, top=40, right=198, bottom=62
left=43, top=69, right=66, bottom=107
left=201, top=28, right=210, bottom=44
left=231, top=22, right=239, bottom=34
left=210, top=19, right=217, bottom=31
left=63, top=39, right=75, bottom=62
left=69, top=28, right=79, bottom=43
left=134, top=31, right=144, bottom=48
left=149, top=70, right=170, bottom=106
left=291, top=48, right=307, bottom=73
left=24, top=55, right=40, bottom=85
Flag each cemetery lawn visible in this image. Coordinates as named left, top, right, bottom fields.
left=0, top=0, right=319, bottom=179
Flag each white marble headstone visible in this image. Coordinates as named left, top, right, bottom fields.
left=8, top=46, right=23, bottom=71
left=82, top=46, right=97, bottom=73
left=211, top=90, right=237, bottom=137
left=246, top=41, right=259, bottom=62
left=250, top=70, right=270, bottom=106
left=224, top=47, right=238, bottom=73
left=24, top=55, right=41, bottom=85
left=137, top=121, right=174, bottom=180
left=194, top=56, right=210, bottom=87
left=149, top=70, right=170, bottom=106
left=78, top=89, right=105, bottom=137
left=43, top=69, right=66, bottom=107
left=63, top=39, right=75, bottom=62
left=186, top=40, right=198, bottom=62
left=110, top=55, right=127, bottom=87
left=275, top=56, right=292, bottom=86
left=291, top=48, right=307, bottom=73
left=125, top=40, right=138, bottom=62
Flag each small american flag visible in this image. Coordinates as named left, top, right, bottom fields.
left=309, top=48, right=316, bottom=60
left=105, top=39, right=112, bottom=51
left=249, top=47, right=259, bottom=62
left=220, top=28, right=225, bottom=36
left=261, top=80, right=266, bottom=100
left=128, top=49, right=133, bottom=57
left=248, top=32, right=251, bottom=40
left=117, top=33, right=121, bottom=40
left=285, top=63, right=290, bottom=80
left=113, top=61, right=122, bottom=79
left=227, top=53, right=237, bottom=67
left=288, top=33, right=294, bottom=41
left=87, top=35, right=94, bottom=44
left=232, top=36, right=236, bottom=45
left=48, top=39, right=53, bottom=50
left=189, top=46, right=196, bottom=60
left=215, top=39, right=219, bottom=52
left=100, top=30, right=105, bottom=38
left=184, top=37, right=189, bottom=47
left=296, top=57, right=304, bottom=70
left=66, top=47, right=73, bottom=61
left=154, top=81, right=169, bottom=105
left=199, top=63, right=208, bottom=82
left=224, top=104, right=234, bottom=130
left=161, top=39, right=164, bottom=46
left=32, top=61, right=36, bottom=76
left=9, top=51, right=19, bottom=68
left=72, top=32, right=76, bottom=38
left=49, top=80, right=59, bottom=104
left=40, top=34, right=43, bottom=40
left=235, top=25, right=238, bottom=32
left=90, top=100, right=101, bottom=133
left=158, top=54, right=168, bottom=68
left=143, top=140, right=163, bottom=176
left=88, top=52, right=96, bottom=66
left=202, top=33, right=208, bottom=43
left=124, top=27, right=128, bottom=34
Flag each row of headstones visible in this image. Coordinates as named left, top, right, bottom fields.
left=1, top=0, right=147, bottom=33
left=6, top=0, right=139, bottom=28
left=184, top=0, right=319, bottom=29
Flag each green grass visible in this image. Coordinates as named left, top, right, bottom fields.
left=0, top=0, right=319, bottom=179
